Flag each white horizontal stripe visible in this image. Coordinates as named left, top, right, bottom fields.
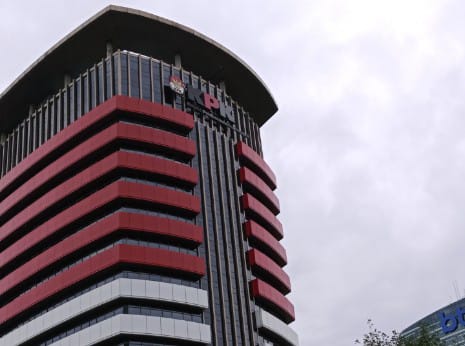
left=0, top=278, right=208, bottom=346
left=49, top=314, right=211, bottom=346
left=257, top=308, right=299, bottom=346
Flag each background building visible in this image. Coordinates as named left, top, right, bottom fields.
left=0, top=5, right=298, bottom=346
left=401, top=298, right=465, bottom=345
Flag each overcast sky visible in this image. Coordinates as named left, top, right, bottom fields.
left=2, top=0, right=465, bottom=345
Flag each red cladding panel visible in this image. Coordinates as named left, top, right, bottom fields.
left=0, top=211, right=203, bottom=296
left=244, top=221, right=287, bottom=266
left=247, top=249, right=291, bottom=294
left=118, top=121, right=195, bottom=156
left=239, top=167, right=280, bottom=214
left=0, top=244, right=205, bottom=326
left=236, top=141, right=276, bottom=190
left=0, top=96, right=194, bottom=198
left=250, top=278, right=295, bottom=324
left=0, top=181, right=200, bottom=269
left=241, top=193, right=283, bottom=240
left=0, top=122, right=196, bottom=225
left=0, top=151, right=197, bottom=230
left=114, top=96, right=194, bottom=130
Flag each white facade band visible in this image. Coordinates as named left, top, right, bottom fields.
left=49, top=314, right=211, bottom=346
left=0, top=278, right=209, bottom=346
left=257, top=308, right=299, bottom=346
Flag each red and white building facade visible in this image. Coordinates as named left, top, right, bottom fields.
left=0, top=6, right=299, bottom=346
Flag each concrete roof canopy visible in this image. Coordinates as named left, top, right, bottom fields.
left=0, top=5, right=278, bottom=133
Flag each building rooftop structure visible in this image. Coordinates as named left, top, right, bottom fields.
left=0, top=5, right=277, bottom=134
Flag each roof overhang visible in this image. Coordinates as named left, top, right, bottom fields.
left=0, top=5, right=278, bottom=133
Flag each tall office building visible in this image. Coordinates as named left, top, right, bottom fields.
left=0, top=6, right=298, bottom=346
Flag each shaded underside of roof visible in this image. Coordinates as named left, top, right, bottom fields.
left=0, top=5, right=278, bottom=133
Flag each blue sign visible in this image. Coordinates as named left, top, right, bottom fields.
left=439, top=308, right=465, bottom=334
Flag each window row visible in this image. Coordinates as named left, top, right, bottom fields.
left=3, top=237, right=198, bottom=307
left=0, top=50, right=259, bottom=177
left=38, top=304, right=203, bottom=346
left=9, top=270, right=202, bottom=337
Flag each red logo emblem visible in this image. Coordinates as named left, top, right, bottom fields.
left=169, top=76, right=185, bottom=95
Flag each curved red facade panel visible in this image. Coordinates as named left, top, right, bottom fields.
left=244, top=220, right=287, bottom=266
left=0, top=178, right=200, bottom=247
left=236, top=141, right=277, bottom=190
left=0, top=122, right=196, bottom=226
left=241, top=193, right=283, bottom=240
left=119, top=121, right=196, bottom=156
left=0, top=244, right=206, bottom=326
left=115, top=96, right=194, bottom=130
left=0, top=150, right=197, bottom=225
left=250, top=278, right=295, bottom=324
left=239, top=166, right=280, bottom=214
left=0, top=181, right=200, bottom=269
left=247, top=249, right=291, bottom=294
left=0, top=95, right=194, bottom=198
left=0, top=211, right=203, bottom=297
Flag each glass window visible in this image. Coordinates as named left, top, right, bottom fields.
left=152, top=60, right=162, bottom=103
left=75, top=78, right=82, bottom=119
left=83, top=73, right=89, bottom=114
left=129, top=54, right=139, bottom=98
left=43, top=105, right=49, bottom=141
left=68, top=84, right=74, bottom=123
left=172, top=68, right=182, bottom=109
left=120, top=52, right=129, bottom=96
left=162, top=63, right=171, bottom=105
left=105, top=58, right=112, bottom=100
left=23, top=121, right=29, bottom=157
left=90, top=67, right=97, bottom=108
left=37, top=109, right=43, bottom=145
left=97, top=63, right=104, bottom=105
left=51, top=98, right=57, bottom=135
left=26, top=117, right=32, bottom=154
left=141, top=57, right=151, bottom=101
